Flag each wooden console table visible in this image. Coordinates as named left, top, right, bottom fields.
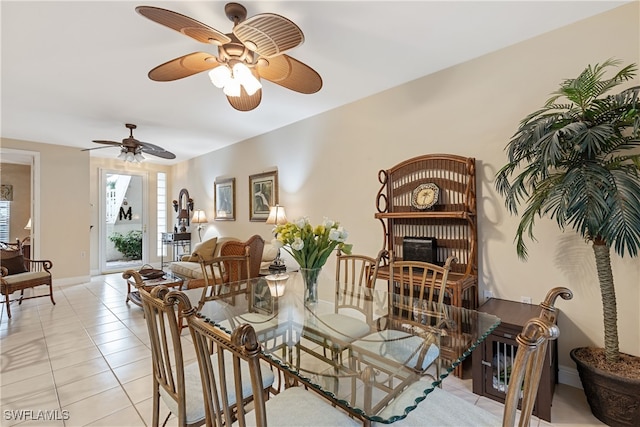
left=161, top=232, right=191, bottom=267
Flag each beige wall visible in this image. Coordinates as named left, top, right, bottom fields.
left=0, top=163, right=31, bottom=242
left=1, top=138, right=90, bottom=282
left=173, top=3, right=640, bottom=373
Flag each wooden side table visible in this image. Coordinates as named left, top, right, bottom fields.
left=472, top=298, right=558, bottom=422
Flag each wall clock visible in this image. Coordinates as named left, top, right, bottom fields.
left=411, top=183, right=439, bottom=210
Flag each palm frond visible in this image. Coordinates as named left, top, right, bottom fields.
left=496, top=59, right=640, bottom=260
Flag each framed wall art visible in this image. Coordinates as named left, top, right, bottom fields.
left=0, top=184, right=13, bottom=201
left=214, top=178, right=236, bottom=221
left=249, top=170, right=278, bottom=221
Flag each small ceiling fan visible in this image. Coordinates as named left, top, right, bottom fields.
left=136, top=2, right=322, bottom=111
left=83, top=123, right=176, bottom=161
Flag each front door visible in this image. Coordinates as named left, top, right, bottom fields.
left=100, top=170, right=148, bottom=272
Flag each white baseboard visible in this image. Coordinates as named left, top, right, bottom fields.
left=558, top=364, right=583, bottom=389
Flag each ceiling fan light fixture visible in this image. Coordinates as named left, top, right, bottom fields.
left=213, top=62, right=262, bottom=97
left=232, top=62, right=261, bottom=95
left=209, top=65, right=231, bottom=88
left=222, top=76, right=242, bottom=97
left=134, top=152, right=145, bottom=163
left=138, top=3, right=320, bottom=110
left=117, top=149, right=127, bottom=160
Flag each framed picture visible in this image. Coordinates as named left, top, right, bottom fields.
left=214, top=178, right=236, bottom=221
left=0, top=185, right=13, bottom=201
left=249, top=170, right=278, bottom=221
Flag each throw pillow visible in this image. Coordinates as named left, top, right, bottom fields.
left=1, top=255, right=28, bottom=275
left=191, top=237, right=218, bottom=263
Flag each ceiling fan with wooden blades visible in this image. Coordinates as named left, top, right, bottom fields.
left=82, top=123, right=176, bottom=162
left=136, top=2, right=322, bottom=111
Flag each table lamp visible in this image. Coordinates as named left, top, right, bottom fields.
left=191, top=210, right=208, bottom=242
left=266, top=205, right=287, bottom=272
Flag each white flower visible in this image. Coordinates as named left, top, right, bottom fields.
left=322, top=217, right=335, bottom=228
left=291, top=237, right=305, bottom=251
left=295, top=217, right=309, bottom=228
left=271, top=238, right=283, bottom=249
left=329, top=226, right=348, bottom=242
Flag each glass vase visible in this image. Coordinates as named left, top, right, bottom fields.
left=300, top=267, right=322, bottom=304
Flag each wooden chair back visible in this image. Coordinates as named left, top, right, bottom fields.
left=198, top=250, right=251, bottom=309
left=334, top=249, right=386, bottom=323
left=388, top=253, right=456, bottom=322
left=219, top=234, right=265, bottom=278
left=181, top=306, right=269, bottom=427
left=125, top=270, right=197, bottom=427
left=503, top=287, right=573, bottom=427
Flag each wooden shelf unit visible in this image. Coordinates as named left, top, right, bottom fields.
left=375, top=153, right=479, bottom=309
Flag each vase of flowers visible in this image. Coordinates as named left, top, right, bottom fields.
left=272, top=217, right=352, bottom=303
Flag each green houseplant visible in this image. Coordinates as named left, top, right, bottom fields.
left=495, top=59, right=640, bottom=425
left=109, top=230, right=143, bottom=260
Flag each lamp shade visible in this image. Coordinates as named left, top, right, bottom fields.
left=24, top=218, right=32, bottom=230
left=266, top=205, right=287, bottom=225
left=191, top=210, right=208, bottom=224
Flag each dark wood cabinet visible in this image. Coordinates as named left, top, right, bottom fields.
left=472, top=298, right=558, bottom=422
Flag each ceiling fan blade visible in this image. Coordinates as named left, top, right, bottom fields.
left=136, top=6, right=231, bottom=46
left=81, top=145, right=119, bottom=152
left=148, top=52, right=219, bottom=81
left=135, top=141, right=176, bottom=159
left=138, top=141, right=165, bottom=152
left=233, top=13, right=303, bottom=58
left=227, top=87, right=262, bottom=112
left=258, top=54, right=322, bottom=94
left=91, top=140, right=122, bottom=146
left=141, top=148, right=177, bottom=159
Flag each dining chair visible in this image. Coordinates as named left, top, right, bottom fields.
left=373, top=287, right=573, bottom=427
left=304, top=249, right=386, bottom=364
left=125, top=270, right=275, bottom=427
left=218, top=234, right=265, bottom=279
left=178, top=292, right=362, bottom=427
left=352, top=254, right=456, bottom=380
left=197, top=249, right=251, bottom=309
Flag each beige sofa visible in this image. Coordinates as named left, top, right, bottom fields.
left=169, top=235, right=277, bottom=284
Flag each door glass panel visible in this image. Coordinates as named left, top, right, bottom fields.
left=104, top=173, right=144, bottom=271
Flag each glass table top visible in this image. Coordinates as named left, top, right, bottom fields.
left=183, top=272, right=500, bottom=423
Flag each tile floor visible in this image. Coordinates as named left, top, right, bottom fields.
left=1, top=273, right=605, bottom=426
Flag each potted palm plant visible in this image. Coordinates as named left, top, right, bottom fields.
left=495, top=59, right=640, bottom=426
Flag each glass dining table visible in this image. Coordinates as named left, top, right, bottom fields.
left=182, top=272, right=500, bottom=425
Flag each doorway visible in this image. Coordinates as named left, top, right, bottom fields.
left=100, top=170, right=148, bottom=272
left=0, top=148, right=38, bottom=258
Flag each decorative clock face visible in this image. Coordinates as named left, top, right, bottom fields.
left=411, top=183, right=439, bottom=210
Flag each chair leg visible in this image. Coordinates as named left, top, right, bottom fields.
left=152, top=382, right=160, bottom=427
left=49, top=282, right=56, bottom=305
left=3, top=290, right=11, bottom=319
left=19, top=289, right=24, bottom=305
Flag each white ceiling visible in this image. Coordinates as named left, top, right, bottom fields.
left=1, top=1, right=628, bottom=165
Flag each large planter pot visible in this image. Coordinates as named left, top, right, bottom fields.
left=570, top=347, right=640, bottom=426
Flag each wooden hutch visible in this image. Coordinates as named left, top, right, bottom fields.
left=375, top=154, right=478, bottom=309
